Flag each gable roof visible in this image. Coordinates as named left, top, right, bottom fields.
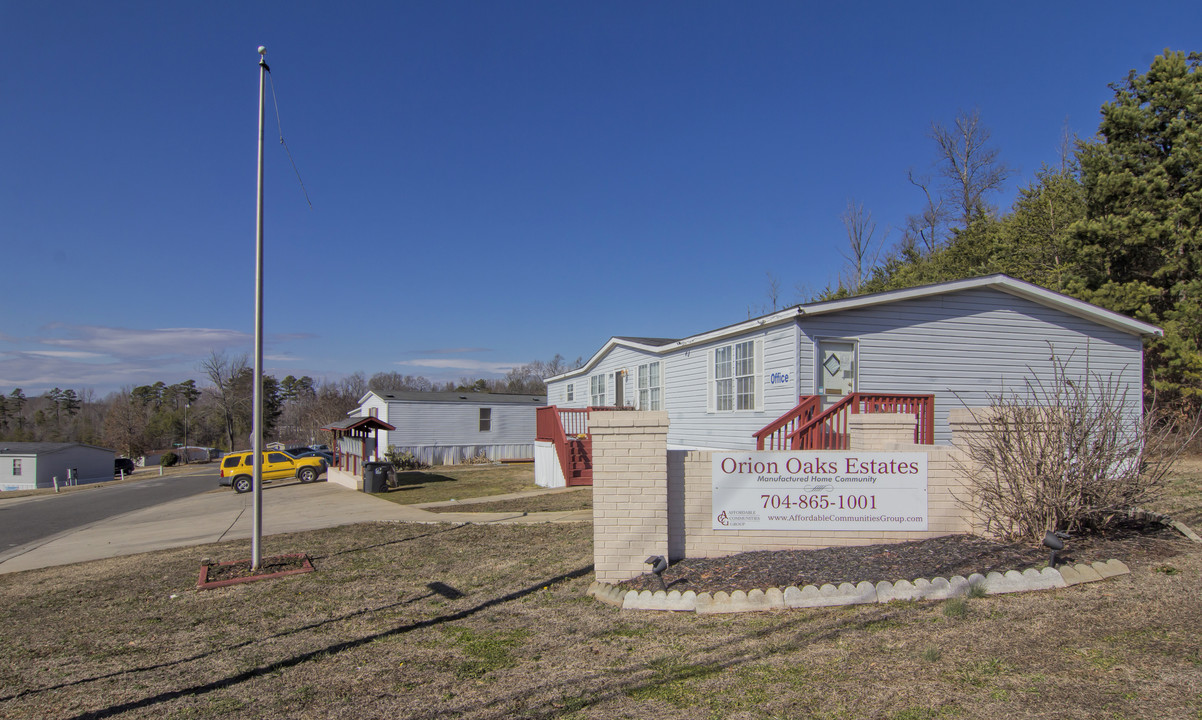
left=358, top=390, right=546, bottom=406
left=547, top=274, right=1163, bottom=382
left=0, top=442, right=115, bottom=456
left=322, top=416, right=397, bottom=433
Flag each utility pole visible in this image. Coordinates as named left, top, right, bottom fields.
left=252, top=45, right=268, bottom=569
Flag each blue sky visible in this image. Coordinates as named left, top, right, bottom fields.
left=2, top=2, right=1198, bottom=396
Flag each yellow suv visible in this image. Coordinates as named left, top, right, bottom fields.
left=219, top=450, right=325, bottom=493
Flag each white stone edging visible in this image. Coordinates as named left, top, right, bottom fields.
left=586, top=559, right=1131, bottom=614
left=1129, top=506, right=1202, bottom=543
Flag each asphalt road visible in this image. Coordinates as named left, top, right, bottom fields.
left=0, top=466, right=221, bottom=553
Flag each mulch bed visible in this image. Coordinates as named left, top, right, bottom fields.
left=197, top=553, right=314, bottom=590
left=619, top=518, right=1192, bottom=594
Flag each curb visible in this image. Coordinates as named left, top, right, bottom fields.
left=1130, top=506, right=1202, bottom=544
left=587, top=559, right=1131, bottom=614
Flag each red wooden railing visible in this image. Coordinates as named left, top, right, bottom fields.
left=536, top=406, right=573, bottom=483
left=536, top=406, right=634, bottom=486
left=754, top=393, right=935, bottom=450
left=753, top=395, right=824, bottom=450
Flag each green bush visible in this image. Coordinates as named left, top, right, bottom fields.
left=160, top=452, right=179, bottom=467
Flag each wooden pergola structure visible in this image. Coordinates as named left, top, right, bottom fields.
left=321, top=416, right=396, bottom=480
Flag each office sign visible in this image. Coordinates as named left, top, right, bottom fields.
left=712, top=452, right=928, bottom=531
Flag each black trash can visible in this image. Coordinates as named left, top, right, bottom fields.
left=362, top=462, right=393, bottom=493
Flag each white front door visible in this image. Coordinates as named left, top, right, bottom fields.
left=818, top=341, right=857, bottom=398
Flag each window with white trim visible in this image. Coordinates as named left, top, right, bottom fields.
left=734, top=340, right=756, bottom=410
left=637, top=361, right=662, bottom=410
left=566, top=383, right=574, bottom=402
left=590, top=374, right=606, bottom=406
left=714, top=345, right=734, bottom=411
left=708, top=339, right=762, bottom=412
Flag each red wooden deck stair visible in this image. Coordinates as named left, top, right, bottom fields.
left=538, top=393, right=935, bottom=486
left=753, top=393, right=935, bottom=450
left=536, top=406, right=618, bottom=486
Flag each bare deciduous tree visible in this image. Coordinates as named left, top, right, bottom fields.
left=904, top=170, right=949, bottom=255
left=765, top=272, right=781, bottom=312
left=931, top=108, right=1011, bottom=225
left=838, top=200, right=883, bottom=293
left=101, top=388, right=148, bottom=458
left=200, top=351, right=249, bottom=451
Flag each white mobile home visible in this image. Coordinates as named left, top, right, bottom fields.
left=353, top=391, right=546, bottom=465
left=536, top=275, right=1160, bottom=486
left=0, top=443, right=117, bottom=491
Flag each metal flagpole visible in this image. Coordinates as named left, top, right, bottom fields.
left=252, top=45, right=268, bottom=570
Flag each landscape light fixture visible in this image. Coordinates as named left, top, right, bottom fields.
left=645, top=555, right=668, bottom=591
left=1043, top=531, right=1071, bottom=568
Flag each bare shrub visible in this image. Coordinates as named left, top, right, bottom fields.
left=385, top=448, right=429, bottom=471
left=955, top=356, right=1199, bottom=542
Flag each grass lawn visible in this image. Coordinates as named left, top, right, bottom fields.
left=1151, top=455, right=1202, bottom=529
left=0, top=465, right=1199, bottom=719
left=372, top=463, right=542, bottom=505
left=426, top=488, right=592, bottom=514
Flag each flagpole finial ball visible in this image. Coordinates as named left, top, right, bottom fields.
left=258, top=46, right=267, bottom=55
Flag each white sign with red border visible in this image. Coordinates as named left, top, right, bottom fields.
left=712, top=452, right=928, bottom=531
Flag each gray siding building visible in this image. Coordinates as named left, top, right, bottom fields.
left=352, top=391, right=545, bottom=465
left=544, top=275, right=1160, bottom=452
left=0, top=443, right=117, bottom=491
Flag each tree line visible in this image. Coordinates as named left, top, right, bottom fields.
left=819, top=49, right=1201, bottom=413
left=0, top=353, right=580, bottom=457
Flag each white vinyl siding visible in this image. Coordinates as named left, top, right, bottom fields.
left=797, top=287, right=1145, bottom=443
left=542, top=284, right=1146, bottom=454
left=546, top=345, right=664, bottom=410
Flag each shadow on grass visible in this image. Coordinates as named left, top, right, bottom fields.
left=395, top=472, right=456, bottom=486
left=2, top=525, right=476, bottom=706
left=310, top=523, right=471, bottom=560
left=382, top=472, right=458, bottom=493
left=58, top=564, right=595, bottom=720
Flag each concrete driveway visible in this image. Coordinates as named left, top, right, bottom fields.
left=0, top=481, right=590, bottom=575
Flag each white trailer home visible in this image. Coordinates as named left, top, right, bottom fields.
left=536, top=275, right=1161, bottom=487
left=0, top=442, right=117, bottom=491
left=353, top=391, right=546, bottom=465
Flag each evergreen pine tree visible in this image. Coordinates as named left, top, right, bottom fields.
left=1071, top=49, right=1202, bottom=409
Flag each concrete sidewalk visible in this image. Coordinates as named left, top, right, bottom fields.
left=0, top=482, right=590, bottom=575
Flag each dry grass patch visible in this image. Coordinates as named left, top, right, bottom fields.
left=427, top=488, right=592, bottom=514
left=0, top=518, right=1200, bottom=719
left=1150, top=454, right=1202, bottom=529
left=372, top=463, right=539, bottom=505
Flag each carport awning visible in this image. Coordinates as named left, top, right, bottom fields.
left=322, top=417, right=396, bottom=433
